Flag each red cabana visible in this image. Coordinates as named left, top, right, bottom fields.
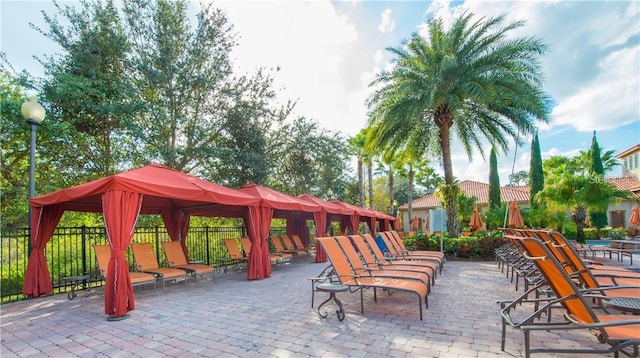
left=23, top=164, right=261, bottom=319
left=237, top=184, right=322, bottom=277
left=297, top=195, right=355, bottom=262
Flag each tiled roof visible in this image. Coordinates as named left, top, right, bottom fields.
left=403, top=180, right=530, bottom=210
left=614, top=144, right=640, bottom=159
left=607, top=176, right=640, bottom=198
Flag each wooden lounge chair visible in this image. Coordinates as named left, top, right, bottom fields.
left=316, top=236, right=428, bottom=320
left=130, top=242, right=188, bottom=289
left=161, top=241, right=214, bottom=286
left=281, top=235, right=308, bottom=256
left=351, top=234, right=436, bottom=286
left=93, top=244, right=156, bottom=291
left=239, top=237, right=284, bottom=265
left=500, top=237, right=640, bottom=358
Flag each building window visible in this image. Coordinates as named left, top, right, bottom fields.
left=635, top=153, right=639, bottom=169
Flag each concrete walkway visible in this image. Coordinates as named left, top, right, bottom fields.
left=0, top=256, right=629, bottom=357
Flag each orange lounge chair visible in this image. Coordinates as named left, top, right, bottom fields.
left=334, top=236, right=431, bottom=299
left=351, top=234, right=436, bottom=286
left=281, top=235, right=308, bottom=256
left=291, top=234, right=315, bottom=255
left=268, top=236, right=294, bottom=261
left=93, top=244, right=156, bottom=291
left=316, top=236, right=428, bottom=320
left=501, top=237, right=640, bottom=357
left=162, top=241, right=215, bottom=286
left=386, top=231, right=445, bottom=262
left=130, top=242, right=188, bottom=289
left=239, top=237, right=284, bottom=265
left=375, top=232, right=444, bottom=273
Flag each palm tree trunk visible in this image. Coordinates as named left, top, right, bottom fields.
left=408, top=164, right=414, bottom=224
left=358, top=159, right=364, bottom=207
left=572, top=206, right=588, bottom=243
left=368, top=159, right=374, bottom=209
left=388, top=170, right=394, bottom=214
left=438, top=119, right=459, bottom=237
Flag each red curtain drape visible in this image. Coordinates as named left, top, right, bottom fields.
left=22, top=204, right=64, bottom=297
left=313, top=212, right=328, bottom=262
left=366, top=217, right=376, bottom=236
left=286, top=214, right=309, bottom=245
left=161, top=209, right=190, bottom=259
left=381, top=219, right=389, bottom=232
left=103, top=190, right=143, bottom=318
left=245, top=206, right=273, bottom=280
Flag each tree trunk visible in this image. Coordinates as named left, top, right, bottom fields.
left=438, top=116, right=459, bottom=237
left=572, top=206, right=588, bottom=243
left=358, top=159, right=364, bottom=207
left=408, top=165, right=414, bottom=224
left=368, top=159, right=373, bottom=209
left=388, top=170, right=395, bottom=215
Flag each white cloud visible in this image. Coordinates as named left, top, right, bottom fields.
left=551, top=45, right=640, bottom=131
left=216, top=1, right=363, bottom=136
left=378, top=9, right=395, bottom=33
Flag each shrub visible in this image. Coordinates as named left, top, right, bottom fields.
left=626, top=226, right=638, bottom=238
left=562, top=223, right=577, bottom=240
left=610, top=228, right=625, bottom=240
left=583, top=228, right=598, bottom=240
left=599, top=227, right=611, bottom=239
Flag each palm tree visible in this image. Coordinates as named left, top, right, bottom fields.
left=349, top=132, right=366, bottom=207
left=367, top=12, right=549, bottom=236
left=536, top=165, right=631, bottom=242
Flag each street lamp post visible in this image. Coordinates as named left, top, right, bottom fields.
left=22, top=99, right=46, bottom=256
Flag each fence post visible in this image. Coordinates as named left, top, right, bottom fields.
left=81, top=226, right=87, bottom=275
left=154, top=226, right=160, bottom=261
left=205, top=226, right=211, bottom=266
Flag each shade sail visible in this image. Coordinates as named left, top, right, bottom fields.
left=24, top=164, right=262, bottom=318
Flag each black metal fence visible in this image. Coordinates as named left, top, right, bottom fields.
left=1, top=225, right=289, bottom=304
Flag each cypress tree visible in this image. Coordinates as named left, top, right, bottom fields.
left=529, top=132, right=544, bottom=207
left=489, top=148, right=501, bottom=209
left=589, top=131, right=608, bottom=231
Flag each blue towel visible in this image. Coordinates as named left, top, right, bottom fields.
left=374, top=234, right=388, bottom=252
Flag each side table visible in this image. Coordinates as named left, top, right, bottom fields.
left=315, top=282, right=349, bottom=321
left=604, top=297, right=640, bottom=315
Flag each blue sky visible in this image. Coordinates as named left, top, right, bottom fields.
left=2, top=0, right=639, bottom=184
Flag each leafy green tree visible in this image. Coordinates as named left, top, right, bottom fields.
left=206, top=69, right=289, bottom=187
left=536, top=164, right=630, bottom=242
left=529, top=132, right=544, bottom=207
left=123, top=0, right=239, bottom=172
left=367, top=12, right=549, bottom=237
left=38, top=0, right=136, bottom=176
left=488, top=148, right=501, bottom=209
left=588, top=131, right=608, bottom=231
left=508, top=170, right=529, bottom=186
left=267, top=117, right=349, bottom=196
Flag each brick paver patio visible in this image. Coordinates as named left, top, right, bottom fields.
left=1, top=255, right=632, bottom=357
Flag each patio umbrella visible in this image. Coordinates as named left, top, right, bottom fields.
left=393, top=213, right=402, bottom=230
left=630, top=204, right=640, bottom=226
left=410, top=215, right=419, bottom=231
left=508, top=201, right=524, bottom=228
left=469, top=205, right=483, bottom=230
